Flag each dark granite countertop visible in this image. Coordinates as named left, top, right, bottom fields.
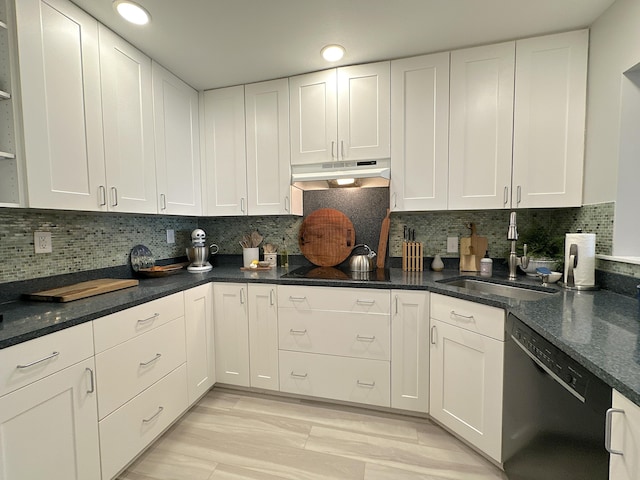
left=1, top=265, right=639, bottom=407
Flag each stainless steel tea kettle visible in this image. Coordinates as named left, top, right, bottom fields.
left=349, top=244, right=376, bottom=272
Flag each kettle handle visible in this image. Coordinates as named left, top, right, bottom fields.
left=352, top=244, right=377, bottom=258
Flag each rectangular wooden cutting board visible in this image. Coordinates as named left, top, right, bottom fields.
left=25, top=278, right=139, bottom=302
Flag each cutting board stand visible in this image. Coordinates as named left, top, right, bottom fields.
left=402, top=241, right=424, bottom=272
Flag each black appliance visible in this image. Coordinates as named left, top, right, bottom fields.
left=281, top=265, right=390, bottom=282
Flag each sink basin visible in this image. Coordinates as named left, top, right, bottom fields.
left=438, top=278, right=557, bottom=301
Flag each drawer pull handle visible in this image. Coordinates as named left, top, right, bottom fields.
left=86, top=367, right=95, bottom=394
left=356, top=299, right=375, bottom=306
left=137, top=313, right=159, bottom=325
left=357, top=380, right=376, bottom=388
left=289, top=296, right=307, bottom=302
left=605, top=408, right=625, bottom=455
left=356, top=334, right=376, bottom=342
left=139, top=353, right=162, bottom=367
left=142, top=406, right=164, bottom=424
left=270, top=289, right=275, bottom=306
left=430, top=325, right=437, bottom=345
left=289, top=328, right=307, bottom=335
left=290, top=371, right=308, bottom=379
left=16, top=351, right=59, bottom=369
left=450, top=310, right=475, bottom=322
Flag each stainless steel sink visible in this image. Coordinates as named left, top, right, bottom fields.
left=438, top=278, right=557, bottom=301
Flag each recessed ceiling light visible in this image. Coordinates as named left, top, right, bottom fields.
left=113, top=0, right=151, bottom=25
left=321, top=44, right=345, bottom=62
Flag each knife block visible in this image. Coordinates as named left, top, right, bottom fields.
left=402, top=242, right=423, bottom=272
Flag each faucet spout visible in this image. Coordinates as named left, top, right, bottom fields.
left=507, top=212, right=528, bottom=280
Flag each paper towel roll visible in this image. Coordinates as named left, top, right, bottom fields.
left=563, top=233, right=596, bottom=287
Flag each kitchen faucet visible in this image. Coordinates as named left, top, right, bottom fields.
left=507, top=212, right=529, bottom=280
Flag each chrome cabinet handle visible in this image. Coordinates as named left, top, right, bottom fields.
left=86, top=367, right=95, bottom=394
left=289, top=296, right=306, bottom=302
left=503, top=186, right=509, bottom=206
left=240, top=197, right=245, bottom=213
left=240, top=288, right=245, bottom=304
left=142, top=406, right=164, bottom=424
left=357, top=380, right=376, bottom=388
left=289, top=328, right=307, bottom=335
left=331, top=141, right=336, bottom=159
left=341, top=140, right=345, bottom=159
left=356, top=299, right=375, bottom=306
left=392, top=192, right=397, bottom=209
left=517, top=185, right=522, bottom=206
left=285, top=195, right=290, bottom=212
left=356, top=334, right=376, bottom=342
left=605, top=408, right=625, bottom=455
left=430, top=325, right=437, bottom=345
left=137, top=313, right=159, bottom=325
left=139, top=353, right=162, bottom=367
left=270, top=289, right=275, bottom=306
left=98, top=186, right=107, bottom=206
left=290, top=371, right=308, bottom=378
left=160, top=193, right=167, bottom=210
left=111, top=186, right=118, bottom=207
left=450, top=310, right=474, bottom=322
left=17, top=351, right=59, bottom=369
left=395, top=295, right=399, bottom=315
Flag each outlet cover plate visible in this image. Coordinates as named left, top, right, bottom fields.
left=35, top=231, right=52, bottom=253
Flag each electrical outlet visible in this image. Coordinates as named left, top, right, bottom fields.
left=34, top=231, right=52, bottom=253
left=447, top=236, right=459, bottom=253
left=166, top=229, right=175, bottom=244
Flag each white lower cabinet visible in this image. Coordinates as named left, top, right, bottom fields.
left=248, top=284, right=279, bottom=390
left=184, top=283, right=216, bottom=404
left=429, top=293, right=505, bottom=463
left=609, top=390, right=640, bottom=480
left=391, top=290, right=430, bottom=413
left=99, top=365, right=188, bottom=480
left=0, top=357, right=101, bottom=480
left=213, top=282, right=250, bottom=386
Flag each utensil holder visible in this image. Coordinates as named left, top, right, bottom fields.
left=402, top=242, right=423, bottom=272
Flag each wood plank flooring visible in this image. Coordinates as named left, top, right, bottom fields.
left=118, top=387, right=508, bottom=480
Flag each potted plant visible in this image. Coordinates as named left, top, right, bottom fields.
left=516, top=218, right=565, bottom=274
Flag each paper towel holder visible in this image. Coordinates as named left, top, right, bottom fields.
left=559, top=241, right=599, bottom=291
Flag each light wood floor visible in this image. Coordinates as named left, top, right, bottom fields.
left=118, top=387, right=508, bottom=480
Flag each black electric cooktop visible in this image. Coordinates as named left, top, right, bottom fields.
left=281, top=265, right=391, bottom=282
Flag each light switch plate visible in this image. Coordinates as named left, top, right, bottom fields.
left=34, top=231, right=52, bottom=253
left=447, top=236, right=459, bottom=253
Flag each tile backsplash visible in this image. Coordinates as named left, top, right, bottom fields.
left=0, top=190, right=628, bottom=285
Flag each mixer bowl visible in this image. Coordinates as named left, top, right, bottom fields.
left=186, top=246, right=210, bottom=266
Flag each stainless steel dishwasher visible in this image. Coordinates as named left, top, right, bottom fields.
left=502, top=313, right=611, bottom=480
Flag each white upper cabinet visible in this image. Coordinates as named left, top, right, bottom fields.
left=152, top=62, right=202, bottom=216
left=289, top=62, right=390, bottom=165
left=99, top=25, right=157, bottom=214
left=512, top=29, right=588, bottom=208
left=448, top=42, right=515, bottom=210
left=16, top=0, right=106, bottom=211
left=202, top=85, right=248, bottom=216
left=245, top=78, right=302, bottom=216
left=390, top=52, right=450, bottom=211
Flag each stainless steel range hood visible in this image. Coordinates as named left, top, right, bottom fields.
left=291, top=159, right=390, bottom=190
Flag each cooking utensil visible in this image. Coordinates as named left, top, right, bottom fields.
left=349, top=244, right=376, bottom=272
left=376, top=208, right=391, bottom=269
left=299, top=208, right=355, bottom=267
left=24, top=278, right=139, bottom=302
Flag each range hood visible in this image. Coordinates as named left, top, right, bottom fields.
left=291, top=159, right=390, bottom=190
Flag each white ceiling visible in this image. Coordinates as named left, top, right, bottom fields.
left=71, top=0, right=616, bottom=91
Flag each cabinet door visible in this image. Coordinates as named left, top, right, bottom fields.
left=390, top=53, right=449, bottom=211
left=0, top=358, right=100, bottom=480
left=289, top=69, right=338, bottom=165
left=429, top=318, right=504, bottom=462
left=609, top=390, right=640, bottom=480
left=391, top=290, right=429, bottom=413
left=203, top=86, right=248, bottom=215
left=248, top=284, right=279, bottom=391
left=99, top=25, right=157, bottom=214
left=337, top=61, right=390, bottom=161
left=213, top=283, right=249, bottom=386
left=449, top=42, right=515, bottom=210
left=512, top=30, right=588, bottom=208
left=245, top=78, right=301, bottom=215
left=16, top=0, right=106, bottom=211
left=184, top=283, right=215, bottom=405
left=152, top=62, right=202, bottom=215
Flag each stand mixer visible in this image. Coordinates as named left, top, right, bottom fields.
left=186, top=229, right=219, bottom=273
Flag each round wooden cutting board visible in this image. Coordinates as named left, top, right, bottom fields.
left=299, top=208, right=356, bottom=266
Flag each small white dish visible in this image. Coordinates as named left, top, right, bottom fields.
left=547, top=271, right=562, bottom=283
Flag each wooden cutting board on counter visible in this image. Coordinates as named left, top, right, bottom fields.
left=24, top=278, right=139, bottom=302
left=460, top=223, right=488, bottom=272
left=299, top=208, right=356, bottom=267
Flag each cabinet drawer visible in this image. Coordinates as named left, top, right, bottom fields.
left=278, top=309, right=390, bottom=360
left=99, top=364, right=188, bottom=480
left=0, top=322, right=94, bottom=397
left=93, top=292, right=184, bottom=353
left=430, top=293, right=505, bottom=341
left=278, top=285, right=390, bottom=314
left=95, top=317, right=186, bottom=419
left=279, top=350, right=390, bottom=407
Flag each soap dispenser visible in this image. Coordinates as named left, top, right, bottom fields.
left=480, top=252, right=493, bottom=277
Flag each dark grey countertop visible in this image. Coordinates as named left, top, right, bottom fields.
left=1, top=265, right=639, bottom=407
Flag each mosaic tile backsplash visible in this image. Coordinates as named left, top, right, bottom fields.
left=0, top=191, right=629, bottom=284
